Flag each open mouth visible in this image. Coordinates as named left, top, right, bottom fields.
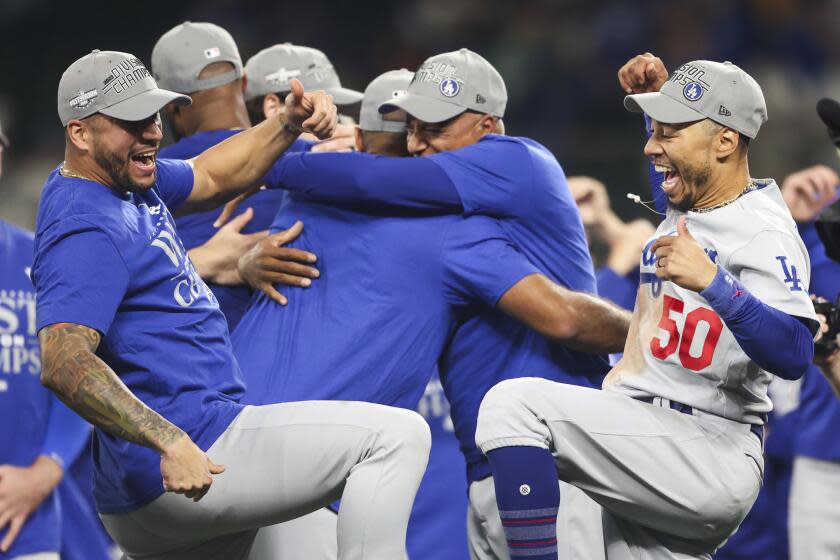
left=654, top=163, right=680, bottom=195
left=130, top=150, right=157, bottom=174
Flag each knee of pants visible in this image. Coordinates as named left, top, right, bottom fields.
left=377, top=407, right=432, bottom=465
left=475, top=378, right=549, bottom=452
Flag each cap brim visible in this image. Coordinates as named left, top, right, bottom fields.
left=378, top=93, right=465, bottom=123
left=325, top=87, right=364, bottom=105
left=624, top=92, right=705, bottom=125
left=100, top=88, right=191, bottom=122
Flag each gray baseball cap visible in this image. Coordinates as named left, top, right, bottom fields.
left=244, top=43, right=363, bottom=105
left=359, top=69, right=413, bottom=132
left=58, top=50, right=191, bottom=126
left=624, top=60, right=767, bottom=139
left=378, top=48, right=506, bottom=123
left=152, top=21, right=243, bottom=94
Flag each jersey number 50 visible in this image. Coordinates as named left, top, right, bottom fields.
left=650, top=294, right=723, bottom=371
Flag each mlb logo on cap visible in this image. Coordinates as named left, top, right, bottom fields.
left=204, top=47, right=221, bottom=59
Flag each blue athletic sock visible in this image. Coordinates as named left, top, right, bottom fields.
left=486, top=446, right=560, bottom=560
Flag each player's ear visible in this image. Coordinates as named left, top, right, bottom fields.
left=717, top=127, right=740, bottom=159
left=475, top=114, right=496, bottom=136
left=354, top=127, right=365, bottom=152
left=263, top=93, right=282, bottom=119
left=66, top=119, right=92, bottom=152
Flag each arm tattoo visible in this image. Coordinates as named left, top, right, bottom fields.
left=39, top=323, right=184, bottom=452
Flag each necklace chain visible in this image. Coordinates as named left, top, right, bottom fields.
left=690, top=179, right=758, bottom=214
left=58, top=162, right=90, bottom=181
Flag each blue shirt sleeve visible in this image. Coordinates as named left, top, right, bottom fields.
left=442, top=217, right=541, bottom=307
left=271, top=151, right=463, bottom=210
left=40, top=395, right=91, bottom=470
left=154, top=158, right=195, bottom=212
left=700, top=265, right=815, bottom=380
left=34, top=218, right=129, bottom=334
left=432, top=137, right=532, bottom=218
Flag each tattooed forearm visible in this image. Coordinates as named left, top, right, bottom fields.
left=39, top=323, right=184, bottom=452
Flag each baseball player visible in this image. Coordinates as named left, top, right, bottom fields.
left=472, top=53, right=818, bottom=559
left=34, top=49, right=431, bottom=560
left=234, top=64, right=628, bottom=558
left=0, top=121, right=111, bottom=560
left=246, top=48, right=629, bottom=559
left=151, top=22, right=320, bottom=331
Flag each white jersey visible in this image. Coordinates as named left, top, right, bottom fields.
left=605, top=180, right=816, bottom=425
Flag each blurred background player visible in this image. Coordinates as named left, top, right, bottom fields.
left=0, top=119, right=111, bottom=560
left=568, top=175, right=655, bottom=312
left=152, top=22, right=319, bottom=331
left=248, top=48, right=630, bottom=559
left=776, top=163, right=840, bottom=560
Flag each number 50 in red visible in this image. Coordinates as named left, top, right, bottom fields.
left=650, top=294, right=723, bottom=371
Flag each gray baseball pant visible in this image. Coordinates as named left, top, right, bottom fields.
left=475, top=379, right=763, bottom=559
left=101, top=401, right=431, bottom=560
left=789, top=455, right=840, bottom=560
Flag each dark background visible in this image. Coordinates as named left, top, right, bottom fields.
left=3, top=0, right=840, bottom=229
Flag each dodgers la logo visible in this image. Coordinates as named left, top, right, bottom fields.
left=440, top=78, right=460, bottom=97
left=683, top=82, right=704, bottom=101
left=776, top=256, right=803, bottom=292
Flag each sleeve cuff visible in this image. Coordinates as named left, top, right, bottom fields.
left=700, top=265, right=749, bottom=319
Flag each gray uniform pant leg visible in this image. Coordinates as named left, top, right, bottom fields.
left=476, top=379, right=763, bottom=558
left=10, top=554, right=60, bottom=560
left=467, top=477, right=605, bottom=560
left=101, top=401, right=431, bottom=560
left=249, top=508, right=338, bottom=560
left=789, top=456, right=840, bottom=560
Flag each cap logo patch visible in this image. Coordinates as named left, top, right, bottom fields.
left=414, top=61, right=461, bottom=90
left=476, top=93, right=486, bottom=104
left=103, top=58, right=151, bottom=95
left=265, top=67, right=301, bottom=87
left=204, top=47, right=221, bottom=59
left=391, top=89, right=407, bottom=98
left=440, top=78, right=460, bottom=97
left=718, top=105, right=732, bottom=117
left=683, top=82, right=704, bottom=101
left=70, top=89, right=98, bottom=109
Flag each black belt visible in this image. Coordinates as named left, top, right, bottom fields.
left=637, top=396, right=765, bottom=444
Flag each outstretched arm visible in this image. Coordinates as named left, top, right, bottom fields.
left=497, top=274, right=631, bottom=354
left=179, top=79, right=338, bottom=214
left=39, top=323, right=223, bottom=501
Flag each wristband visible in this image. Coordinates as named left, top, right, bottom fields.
left=700, top=265, right=748, bottom=319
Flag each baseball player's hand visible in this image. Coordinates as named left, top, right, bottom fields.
left=0, top=456, right=63, bottom=552
left=159, top=434, right=225, bottom=502
left=781, top=164, right=839, bottom=223
left=311, top=121, right=358, bottom=153
left=190, top=208, right=268, bottom=286
left=285, top=78, right=338, bottom=140
left=238, top=220, right=319, bottom=306
left=650, top=217, right=717, bottom=291
left=607, top=219, right=656, bottom=275
left=618, top=53, right=669, bottom=94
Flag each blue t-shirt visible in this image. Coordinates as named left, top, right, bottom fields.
left=270, top=135, right=610, bottom=482
left=232, top=195, right=537, bottom=410
left=159, top=130, right=309, bottom=331
left=408, top=373, right=469, bottom=560
left=33, top=161, right=245, bottom=513
left=0, top=220, right=60, bottom=558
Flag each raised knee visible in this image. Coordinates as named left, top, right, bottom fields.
left=383, top=408, right=432, bottom=459
left=476, top=378, right=545, bottom=451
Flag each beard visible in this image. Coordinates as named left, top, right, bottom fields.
left=92, top=139, right=153, bottom=193
left=668, top=156, right=712, bottom=212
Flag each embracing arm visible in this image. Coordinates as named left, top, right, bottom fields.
left=497, top=274, right=631, bottom=353
left=38, top=323, right=184, bottom=452
left=271, top=151, right=463, bottom=210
